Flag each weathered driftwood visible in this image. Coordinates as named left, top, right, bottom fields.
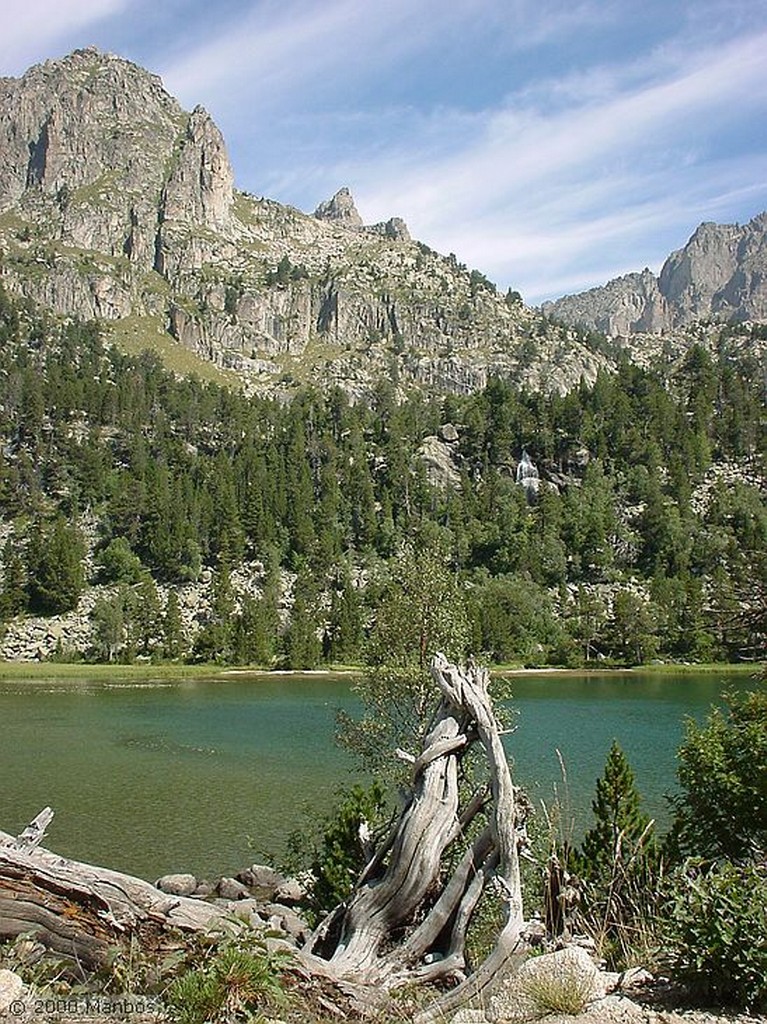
left=0, top=819, right=235, bottom=969
left=304, top=654, right=530, bottom=1016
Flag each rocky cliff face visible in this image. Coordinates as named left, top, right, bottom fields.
left=0, top=48, right=605, bottom=398
left=543, top=213, right=767, bottom=336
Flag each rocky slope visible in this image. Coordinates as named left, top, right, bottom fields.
left=0, top=48, right=606, bottom=398
left=543, top=213, right=767, bottom=337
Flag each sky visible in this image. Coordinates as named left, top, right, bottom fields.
left=2, top=0, right=767, bottom=304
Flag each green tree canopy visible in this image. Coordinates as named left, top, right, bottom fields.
left=670, top=688, right=767, bottom=861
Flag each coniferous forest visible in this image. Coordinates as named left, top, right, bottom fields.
left=0, top=284, right=764, bottom=667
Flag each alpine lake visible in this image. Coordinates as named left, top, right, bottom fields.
left=0, top=668, right=755, bottom=882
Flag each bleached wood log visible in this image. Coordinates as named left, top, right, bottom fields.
left=307, top=654, right=530, bottom=1010
left=0, top=826, right=236, bottom=968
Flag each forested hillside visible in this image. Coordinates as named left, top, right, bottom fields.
left=0, top=286, right=764, bottom=666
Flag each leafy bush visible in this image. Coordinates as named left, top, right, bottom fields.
left=663, top=860, right=767, bottom=1011
left=94, top=537, right=144, bottom=584
left=670, top=688, right=767, bottom=860
left=297, top=782, right=389, bottom=921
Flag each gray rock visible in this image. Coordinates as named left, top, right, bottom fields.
left=264, top=902, right=309, bottom=942
left=544, top=211, right=767, bottom=337
left=489, top=946, right=605, bottom=1023
left=418, top=436, right=461, bottom=489
left=617, top=966, right=653, bottom=992
left=216, top=876, right=250, bottom=901
left=274, top=875, right=307, bottom=905
left=0, top=970, right=25, bottom=1015
left=314, top=187, right=363, bottom=227
left=367, top=216, right=411, bottom=241
left=226, top=898, right=266, bottom=926
left=236, top=863, right=286, bottom=895
left=155, top=873, right=198, bottom=897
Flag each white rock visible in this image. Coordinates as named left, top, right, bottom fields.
left=0, top=969, right=25, bottom=1014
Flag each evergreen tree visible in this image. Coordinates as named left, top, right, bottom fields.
left=283, top=572, right=321, bottom=670
left=579, top=741, right=654, bottom=881
left=0, top=538, right=27, bottom=619
left=163, top=589, right=185, bottom=660
left=193, top=563, right=235, bottom=663
left=95, top=537, right=143, bottom=584
left=26, top=516, right=85, bottom=615
left=325, top=569, right=364, bottom=664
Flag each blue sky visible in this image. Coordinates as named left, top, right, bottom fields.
left=3, top=0, right=767, bottom=303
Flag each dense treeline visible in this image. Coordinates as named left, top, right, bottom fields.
left=0, top=285, right=764, bottom=665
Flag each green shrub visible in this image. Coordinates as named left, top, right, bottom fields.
left=299, top=782, right=389, bottom=921
left=164, top=934, right=290, bottom=1024
left=664, top=860, right=767, bottom=1011
left=669, top=688, right=767, bottom=861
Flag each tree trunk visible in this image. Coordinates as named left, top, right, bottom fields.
left=305, top=654, right=530, bottom=1011
left=1, top=656, right=530, bottom=1020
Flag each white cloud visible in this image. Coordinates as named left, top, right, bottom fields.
left=161, top=0, right=454, bottom=110
left=341, top=30, right=767, bottom=301
left=0, top=0, right=127, bottom=73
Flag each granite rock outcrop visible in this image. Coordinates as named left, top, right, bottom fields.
left=0, top=48, right=606, bottom=398
left=543, top=213, right=767, bottom=337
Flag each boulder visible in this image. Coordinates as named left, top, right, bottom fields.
left=263, top=902, right=309, bottom=943
left=226, top=898, right=266, bottom=927
left=0, top=970, right=25, bottom=1015
left=155, top=873, right=198, bottom=897
left=489, top=946, right=604, bottom=1023
left=274, top=875, right=307, bottom=905
left=216, top=876, right=250, bottom=901
left=236, top=863, right=286, bottom=895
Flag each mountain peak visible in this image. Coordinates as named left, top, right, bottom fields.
left=543, top=212, right=767, bottom=336
left=314, top=186, right=363, bottom=227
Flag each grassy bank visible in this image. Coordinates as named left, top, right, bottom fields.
left=0, top=661, right=240, bottom=682
left=0, top=659, right=757, bottom=683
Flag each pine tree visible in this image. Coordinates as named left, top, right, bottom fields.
left=0, top=538, right=27, bottom=619
left=163, top=589, right=185, bottom=660
left=26, top=516, right=85, bottom=615
left=579, top=741, right=654, bottom=881
left=283, top=573, right=321, bottom=669
left=326, top=569, right=364, bottom=664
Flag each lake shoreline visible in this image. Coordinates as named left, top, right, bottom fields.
left=0, top=660, right=756, bottom=684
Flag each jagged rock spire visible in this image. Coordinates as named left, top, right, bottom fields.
left=314, top=186, right=363, bottom=227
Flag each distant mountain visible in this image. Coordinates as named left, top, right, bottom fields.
left=0, top=48, right=606, bottom=397
left=543, top=214, right=767, bottom=336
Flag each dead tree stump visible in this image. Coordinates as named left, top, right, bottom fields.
left=305, top=654, right=530, bottom=1015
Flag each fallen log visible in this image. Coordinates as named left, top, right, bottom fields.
left=0, top=820, right=236, bottom=970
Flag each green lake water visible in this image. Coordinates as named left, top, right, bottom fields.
left=0, top=669, right=753, bottom=881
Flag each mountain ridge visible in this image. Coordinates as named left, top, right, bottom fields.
left=0, top=47, right=606, bottom=398
left=543, top=212, right=767, bottom=336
